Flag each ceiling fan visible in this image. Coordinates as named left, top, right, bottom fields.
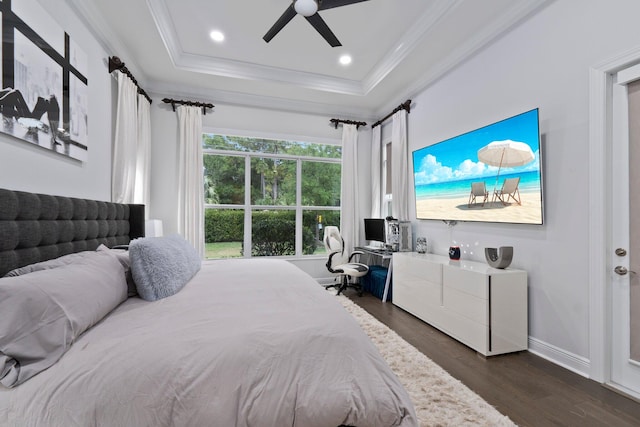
left=263, top=0, right=370, bottom=47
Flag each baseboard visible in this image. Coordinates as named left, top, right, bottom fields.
left=317, top=277, right=339, bottom=286
left=528, top=336, right=591, bottom=378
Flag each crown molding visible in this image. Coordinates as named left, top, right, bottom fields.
left=173, top=51, right=365, bottom=95
left=362, top=0, right=464, bottom=94
left=65, top=0, right=149, bottom=83
left=146, top=0, right=366, bottom=95
left=375, top=0, right=556, bottom=117
left=147, top=81, right=376, bottom=119
left=64, top=0, right=118, bottom=54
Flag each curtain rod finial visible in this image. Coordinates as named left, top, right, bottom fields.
left=403, top=99, right=412, bottom=114
left=108, top=56, right=124, bottom=73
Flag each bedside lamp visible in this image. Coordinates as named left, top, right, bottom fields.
left=145, top=219, right=164, bottom=238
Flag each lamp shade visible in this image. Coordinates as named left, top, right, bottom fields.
left=145, top=219, right=164, bottom=237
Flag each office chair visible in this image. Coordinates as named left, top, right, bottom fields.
left=323, top=226, right=368, bottom=296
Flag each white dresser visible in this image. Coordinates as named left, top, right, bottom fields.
left=393, top=252, right=528, bottom=356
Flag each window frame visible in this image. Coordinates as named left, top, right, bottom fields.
left=202, top=130, right=341, bottom=259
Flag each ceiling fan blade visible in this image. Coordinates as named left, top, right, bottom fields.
left=318, top=0, right=370, bottom=11
left=263, top=4, right=297, bottom=43
left=305, top=13, right=341, bottom=47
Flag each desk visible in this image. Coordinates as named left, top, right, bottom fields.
left=355, top=247, right=394, bottom=302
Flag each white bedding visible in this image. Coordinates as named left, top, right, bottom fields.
left=0, top=258, right=417, bottom=427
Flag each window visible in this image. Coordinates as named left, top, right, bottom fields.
left=203, top=134, right=341, bottom=259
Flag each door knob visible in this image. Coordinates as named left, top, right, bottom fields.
left=615, top=266, right=628, bottom=275
left=614, top=266, right=637, bottom=275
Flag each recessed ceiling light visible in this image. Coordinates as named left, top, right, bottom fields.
left=339, top=54, right=352, bottom=66
left=210, top=30, right=225, bottom=43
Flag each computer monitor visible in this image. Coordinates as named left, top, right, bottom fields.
left=364, top=218, right=386, bottom=246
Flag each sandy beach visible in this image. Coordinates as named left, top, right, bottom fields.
left=416, top=190, right=543, bottom=224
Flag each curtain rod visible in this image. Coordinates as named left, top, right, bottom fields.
left=108, top=56, right=152, bottom=104
left=371, top=99, right=412, bottom=129
left=329, top=118, right=367, bottom=129
left=162, top=98, right=215, bottom=115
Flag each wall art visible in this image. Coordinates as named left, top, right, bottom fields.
left=0, top=0, right=88, bottom=161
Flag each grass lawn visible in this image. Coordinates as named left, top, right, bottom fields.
left=205, top=241, right=242, bottom=259
left=205, top=241, right=327, bottom=258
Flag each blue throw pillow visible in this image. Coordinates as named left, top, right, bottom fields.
left=129, top=234, right=202, bottom=301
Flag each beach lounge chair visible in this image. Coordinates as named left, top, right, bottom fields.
left=468, top=181, right=488, bottom=207
left=493, top=177, right=522, bottom=206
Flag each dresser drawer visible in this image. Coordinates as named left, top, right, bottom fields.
left=395, top=254, right=442, bottom=284
left=393, top=254, right=443, bottom=319
left=443, top=286, right=488, bottom=325
left=442, top=266, right=488, bottom=299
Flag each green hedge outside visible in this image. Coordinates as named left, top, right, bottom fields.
left=205, top=209, right=340, bottom=257
left=205, top=209, right=243, bottom=242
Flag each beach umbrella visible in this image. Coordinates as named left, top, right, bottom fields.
left=477, top=139, right=534, bottom=192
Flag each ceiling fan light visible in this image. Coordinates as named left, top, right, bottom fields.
left=294, top=0, right=318, bottom=17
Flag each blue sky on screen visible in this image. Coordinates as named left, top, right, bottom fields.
left=413, top=109, right=540, bottom=186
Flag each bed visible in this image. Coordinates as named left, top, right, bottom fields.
left=0, top=188, right=418, bottom=427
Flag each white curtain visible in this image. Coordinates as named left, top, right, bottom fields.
left=370, top=125, right=382, bottom=218
left=176, top=105, right=204, bottom=258
left=111, top=73, right=138, bottom=203
left=134, top=94, right=151, bottom=212
left=391, top=110, right=409, bottom=220
left=340, top=124, right=360, bottom=256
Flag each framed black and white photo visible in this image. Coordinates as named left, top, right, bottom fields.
left=0, top=0, right=88, bottom=161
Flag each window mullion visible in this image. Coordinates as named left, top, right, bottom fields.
left=244, top=154, right=251, bottom=258
left=295, top=159, right=302, bottom=256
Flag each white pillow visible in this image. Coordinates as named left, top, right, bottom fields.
left=0, top=251, right=128, bottom=387
left=96, top=245, right=137, bottom=296
left=4, top=250, right=98, bottom=277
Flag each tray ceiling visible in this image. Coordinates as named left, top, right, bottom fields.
left=67, top=0, right=552, bottom=116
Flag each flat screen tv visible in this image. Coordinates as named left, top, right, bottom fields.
left=412, top=108, right=543, bottom=225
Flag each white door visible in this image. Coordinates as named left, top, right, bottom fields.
left=609, top=66, right=640, bottom=399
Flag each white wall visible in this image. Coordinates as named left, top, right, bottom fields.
left=149, top=101, right=372, bottom=277
left=401, top=0, right=640, bottom=373
left=0, top=0, right=114, bottom=200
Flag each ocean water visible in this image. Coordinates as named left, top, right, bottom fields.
left=415, top=171, right=541, bottom=200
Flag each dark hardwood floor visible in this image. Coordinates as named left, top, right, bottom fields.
left=345, top=291, right=640, bottom=427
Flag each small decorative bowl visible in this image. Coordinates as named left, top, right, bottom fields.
left=484, top=246, right=513, bottom=269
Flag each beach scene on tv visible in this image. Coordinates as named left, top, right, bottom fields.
left=413, top=109, right=543, bottom=225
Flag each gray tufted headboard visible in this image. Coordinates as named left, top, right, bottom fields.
left=0, top=188, right=145, bottom=276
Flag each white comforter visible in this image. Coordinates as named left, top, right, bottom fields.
left=0, top=259, right=417, bottom=427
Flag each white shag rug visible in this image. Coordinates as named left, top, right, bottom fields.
left=334, top=293, right=517, bottom=427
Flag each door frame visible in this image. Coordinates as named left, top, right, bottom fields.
left=589, top=45, right=640, bottom=386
